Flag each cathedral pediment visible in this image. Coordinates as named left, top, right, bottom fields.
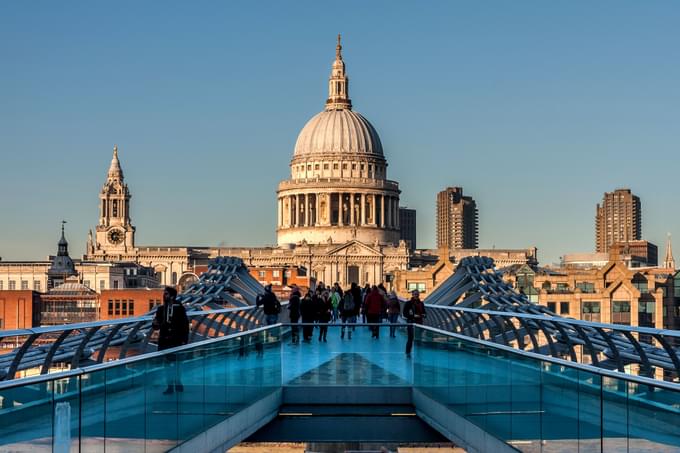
left=327, top=240, right=383, bottom=257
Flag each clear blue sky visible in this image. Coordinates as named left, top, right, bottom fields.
left=1, top=2, right=679, bottom=265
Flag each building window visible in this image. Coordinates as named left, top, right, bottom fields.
left=342, top=164, right=347, bottom=170
left=314, top=164, right=319, bottom=170
left=575, top=282, right=595, bottom=293
left=114, top=300, right=120, bottom=315
left=129, top=301, right=134, bottom=314
left=33, top=281, right=41, bottom=292
left=581, top=301, right=601, bottom=322
left=333, top=163, right=339, bottom=170
left=324, top=164, right=329, bottom=170
left=100, top=280, right=105, bottom=290
left=83, top=280, right=90, bottom=289
left=547, top=302, right=556, bottom=312
left=9, top=280, right=16, bottom=290
left=284, top=270, right=292, bottom=278
left=258, top=271, right=266, bottom=278
left=0, top=281, right=3, bottom=290
left=172, top=272, right=177, bottom=285
left=272, top=270, right=280, bottom=278
left=113, top=280, right=119, bottom=289
left=21, top=280, right=28, bottom=290
left=556, top=283, right=569, bottom=292
left=352, top=163, right=356, bottom=170
left=407, top=282, right=426, bottom=292
left=108, top=300, right=114, bottom=316
left=639, top=301, right=655, bottom=327
left=632, top=275, right=648, bottom=294
left=307, top=164, right=312, bottom=171
left=611, top=301, right=631, bottom=325
left=560, top=302, right=569, bottom=314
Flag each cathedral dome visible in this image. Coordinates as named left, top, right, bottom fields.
left=294, top=109, right=383, bottom=157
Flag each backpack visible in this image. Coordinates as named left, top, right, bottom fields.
left=343, top=293, right=355, bottom=312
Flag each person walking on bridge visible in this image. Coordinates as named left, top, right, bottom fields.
left=386, top=290, right=401, bottom=338
left=300, top=291, right=315, bottom=343
left=152, top=286, right=189, bottom=395
left=365, top=285, right=386, bottom=339
left=257, top=284, right=281, bottom=325
left=288, top=285, right=301, bottom=344
left=403, top=289, right=426, bottom=357
left=340, top=290, right=356, bottom=339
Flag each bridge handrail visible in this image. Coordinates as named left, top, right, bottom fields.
left=426, top=304, right=680, bottom=338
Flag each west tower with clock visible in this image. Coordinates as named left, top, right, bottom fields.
left=89, top=145, right=136, bottom=256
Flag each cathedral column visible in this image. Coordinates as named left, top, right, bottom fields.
left=338, top=193, right=343, bottom=226
left=350, top=193, right=355, bottom=225
left=372, top=195, right=377, bottom=226
left=361, top=193, right=366, bottom=226
left=380, top=195, right=385, bottom=228
left=304, top=194, right=309, bottom=226
left=315, top=193, right=320, bottom=225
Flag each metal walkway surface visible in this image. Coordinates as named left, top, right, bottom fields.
left=1, top=323, right=679, bottom=453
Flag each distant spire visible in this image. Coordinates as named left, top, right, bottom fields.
left=325, top=34, right=352, bottom=111
left=664, top=233, right=676, bottom=269
left=108, top=144, right=124, bottom=180
left=58, top=220, right=68, bottom=256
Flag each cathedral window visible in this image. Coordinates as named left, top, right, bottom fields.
left=315, top=164, right=319, bottom=170
left=333, top=163, right=339, bottom=170
left=324, top=163, right=329, bottom=170
left=352, top=164, right=356, bottom=170
left=342, top=163, right=347, bottom=170
left=33, top=281, right=40, bottom=292
left=307, top=165, right=312, bottom=171
left=112, top=200, right=118, bottom=217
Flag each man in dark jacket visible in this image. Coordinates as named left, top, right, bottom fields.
left=288, top=285, right=301, bottom=344
left=257, top=284, right=281, bottom=325
left=300, top=291, right=315, bottom=342
left=403, top=289, right=426, bottom=356
left=152, top=286, right=189, bottom=394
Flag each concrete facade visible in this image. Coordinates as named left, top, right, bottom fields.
left=436, top=187, right=478, bottom=250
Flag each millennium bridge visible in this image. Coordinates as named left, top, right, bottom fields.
left=1, top=257, right=679, bottom=452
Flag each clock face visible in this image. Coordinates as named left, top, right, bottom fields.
left=107, top=229, right=124, bottom=245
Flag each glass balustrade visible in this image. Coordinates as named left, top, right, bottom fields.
left=1, top=322, right=679, bottom=452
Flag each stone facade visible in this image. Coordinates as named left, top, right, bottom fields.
left=503, top=261, right=679, bottom=330
left=83, top=37, right=409, bottom=289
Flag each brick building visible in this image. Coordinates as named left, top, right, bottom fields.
left=99, top=288, right=165, bottom=320
left=0, top=290, right=41, bottom=330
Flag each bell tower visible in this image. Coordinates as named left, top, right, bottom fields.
left=95, top=145, right=135, bottom=254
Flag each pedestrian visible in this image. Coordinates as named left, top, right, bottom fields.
left=300, top=291, right=315, bottom=342
left=340, top=290, right=356, bottom=339
left=317, top=289, right=332, bottom=342
left=361, top=283, right=371, bottom=323
left=152, top=286, right=189, bottom=395
left=365, top=285, right=386, bottom=338
left=403, top=289, right=426, bottom=356
left=350, top=282, right=365, bottom=324
left=330, top=287, right=341, bottom=323
left=387, top=290, right=401, bottom=338
left=288, top=285, right=301, bottom=344
left=256, top=284, right=281, bottom=325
